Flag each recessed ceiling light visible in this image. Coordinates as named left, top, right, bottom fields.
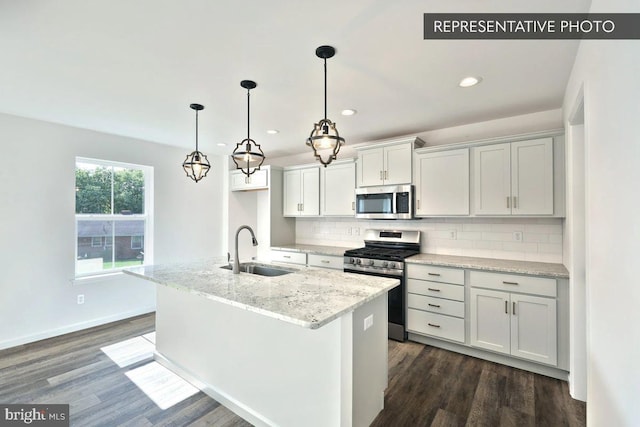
left=266, top=129, right=279, bottom=134
left=341, top=109, right=357, bottom=116
left=459, top=76, right=482, bottom=88
left=217, top=142, right=227, bottom=147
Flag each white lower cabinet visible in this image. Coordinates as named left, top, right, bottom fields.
left=270, top=250, right=307, bottom=265
left=406, top=264, right=465, bottom=343
left=470, top=273, right=558, bottom=366
left=307, top=253, right=343, bottom=270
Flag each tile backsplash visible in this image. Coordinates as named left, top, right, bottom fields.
left=295, top=217, right=563, bottom=263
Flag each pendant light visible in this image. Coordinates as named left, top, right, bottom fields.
left=232, top=80, right=265, bottom=176
left=306, top=45, right=345, bottom=167
left=182, top=103, right=211, bottom=183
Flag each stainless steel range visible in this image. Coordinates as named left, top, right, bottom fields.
left=343, top=229, right=421, bottom=342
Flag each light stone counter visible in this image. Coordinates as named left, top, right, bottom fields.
left=124, top=259, right=398, bottom=329
left=270, top=243, right=355, bottom=257
left=406, top=253, right=569, bottom=278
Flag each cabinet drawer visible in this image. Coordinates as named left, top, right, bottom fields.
left=407, top=309, right=465, bottom=343
left=407, top=294, right=465, bottom=318
left=406, top=264, right=464, bottom=285
left=270, top=250, right=307, bottom=265
left=407, top=279, right=465, bottom=301
left=469, top=271, right=556, bottom=297
left=308, top=253, right=343, bottom=270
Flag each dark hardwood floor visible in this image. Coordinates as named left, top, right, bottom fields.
left=0, top=313, right=585, bottom=426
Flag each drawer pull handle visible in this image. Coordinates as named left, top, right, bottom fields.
left=503, top=281, right=519, bottom=285
left=321, top=260, right=330, bottom=264
left=505, top=300, right=508, bottom=314
left=513, top=302, right=516, bottom=315
left=283, top=255, right=291, bottom=259
left=427, top=323, right=441, bottom=328
left=428, top=303, right=441, bottom=308
left=427, top=288, right=441, bottom=292
left=428, top=273, right=441, bottom=277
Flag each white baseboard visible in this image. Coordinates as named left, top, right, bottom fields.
left=0, top=306, right=156, bottom=351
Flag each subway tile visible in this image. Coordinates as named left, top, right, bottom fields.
left=473, top=240, right=503, bottom=250
left=457, top=231, right=482, bottom=240
left=538, top=243, right=563, bottom=254
left=502, top=241, right=539, bottom=252
left=462, top=223, right=492, bottom=232
left=524, top=223, right=563, bottom=234
left=523, top=233, right=550, bottom=243
left=481, top=231, right=512, bottom=241
left=549, top=234, right=563, bottom=244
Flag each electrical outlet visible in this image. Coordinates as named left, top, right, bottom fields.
left=364, top=314, right=373, bottom=331
left=347, top=227, right=352, bottom=235
left=77, top=294, right=85, bottom=305
left=513, top=231, right=523, bottom=242
left=354, top=227, right=360, bottom=236
left=449, top=230, right=457, bottom=240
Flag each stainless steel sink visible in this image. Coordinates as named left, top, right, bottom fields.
left=220, top=262, right=296, bottom=277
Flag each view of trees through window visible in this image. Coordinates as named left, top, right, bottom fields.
left=75, top=160, right=148, bottom=275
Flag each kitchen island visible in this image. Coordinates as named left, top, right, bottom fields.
left=125, top=259, right=399, bottom=427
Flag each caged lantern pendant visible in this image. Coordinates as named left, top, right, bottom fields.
left=231, top=80, right=265, bottom=176
left=182, top=103, right=211, bottom=183
left=306, top=45, right=345, bottom=167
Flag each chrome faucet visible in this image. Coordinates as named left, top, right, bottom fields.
left=234, top=225, right=258, bottom=274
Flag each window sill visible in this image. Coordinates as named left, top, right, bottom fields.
left=72, top=271, right=125, bottom=286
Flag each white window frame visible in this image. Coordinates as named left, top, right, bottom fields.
left=131, top=235, right=143, bottom=250
left=74, top=157, right=154, bottom=280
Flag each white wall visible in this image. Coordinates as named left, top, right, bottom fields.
left=0, top=113, right=226, bottom=349
left=563, top=0, right=640, bottom=423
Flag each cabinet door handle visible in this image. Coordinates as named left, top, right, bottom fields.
left=417, top=199, right=420, bottom=210
left=380, top=170, right=383, bottom=180
left=385, top=170, right=388, bottom=180
left=352, top=201, right=355, bottom=211
left=505, top=300, right=508, bottom=314
left=513, top=302, right=516, bottom=315
left=507, top=196, right=510, bottom=208
left=283, top=255, right=291, bottom=259
left=321, top=260, right=330, bottom=264
left=428, top=303, right=441, bottom=308
left=502, top=281, right=519, bottom=285
left=428, top=273, right=441, bottom=277
left=427, top=288, right=441, bottom=292
left=427, top=323, right=441, bottom=328
left=513, top=196, right=518, bottom=208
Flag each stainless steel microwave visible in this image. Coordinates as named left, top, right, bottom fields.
left=355, top=185, right=414, bottom=219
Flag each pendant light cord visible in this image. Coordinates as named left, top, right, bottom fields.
left=324, top=58, right=328, bottom=121
left=195, top=109, right=199, bottom=152
left=247, top=89, right=251, bottom=142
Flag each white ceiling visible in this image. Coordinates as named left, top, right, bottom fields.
left=0, top=0, right=590, bottom=158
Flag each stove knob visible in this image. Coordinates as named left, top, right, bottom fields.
left=382, top=261, right=389, bottom=268
left=349, top=257, right=356, bottom=264
left=388, top=262, right=396, bottom=269
left=367, top=259, right=375, bottom=266
left=355, top=258, right=362, bottom=265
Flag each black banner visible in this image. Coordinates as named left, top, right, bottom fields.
left=424, top=13, right=640, bottom=39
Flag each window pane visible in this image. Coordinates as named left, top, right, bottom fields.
left=114, top=220, right=145, bottom=268
left=77, top=220, right=113, bottom=274
left=75, top=163, right=112, bottom=214
left=114, top=167, right=145, bottom=214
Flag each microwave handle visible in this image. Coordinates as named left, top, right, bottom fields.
left=392, top=191, right=397, bottom=215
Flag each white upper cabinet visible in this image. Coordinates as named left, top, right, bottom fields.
left=473, top=138, right=553, bottom=215
left=511, top=139, right=554, bottom=215
left=357, top=140, right=418, bottom=187
left=414, top=148, right=469, bottom=216
left=230, top=168, right=268, bottom=192
left=321, top=161, right=356, bottom=216
left=283, top=166, right=320, bottom=217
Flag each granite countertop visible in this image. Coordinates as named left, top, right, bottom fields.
left=270, top=244, right=356, bottom=257
left=124, top=259, right=398, bottom=329
left=406, top=253, right=569, bottom=278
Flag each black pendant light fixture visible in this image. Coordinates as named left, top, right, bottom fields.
left=182, top=103, right=211, bottom=183
left=306, top=45, right=345, bottom=167
left=232, top=80, right=265, bottom=176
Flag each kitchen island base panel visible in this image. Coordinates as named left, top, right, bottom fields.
left=155, top=285, right=388, bottom=427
